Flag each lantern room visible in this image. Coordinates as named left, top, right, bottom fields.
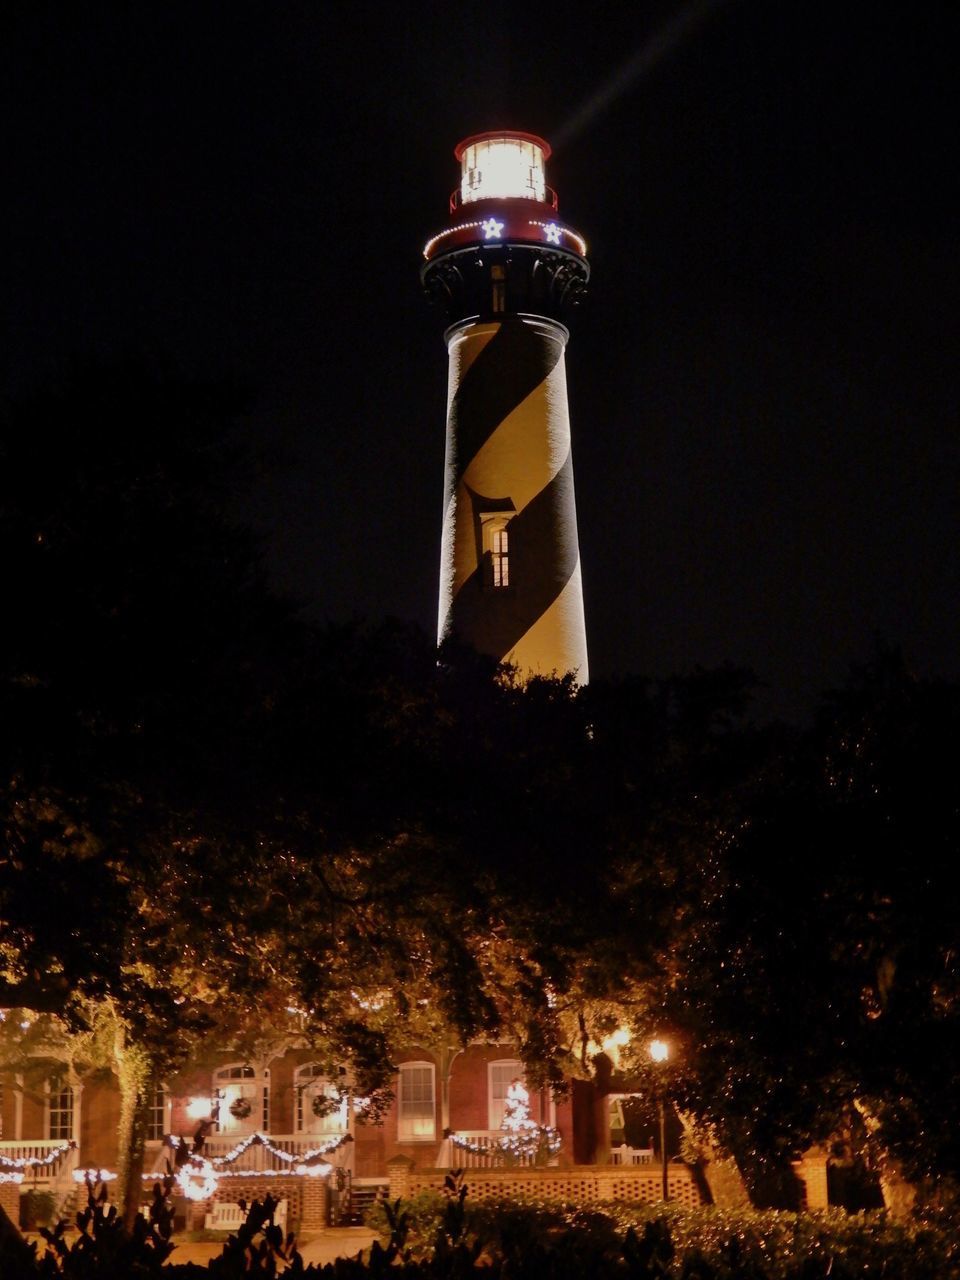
left=456, top=132, right=551, bottom=206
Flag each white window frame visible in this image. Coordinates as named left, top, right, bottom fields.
left=295, top=1063, right=348, bottom=1135
left=145, top=1083, right=170, bottom=1143
left=46, top=1075, right=75, bottom=1142
left=479, top=513, right=513, bottom=589
left=488, top=1060, right=524, bottom=1131
left=213, top=1063, right=269, bottom=1135
left=397, top=1061, right=436, bottom=1142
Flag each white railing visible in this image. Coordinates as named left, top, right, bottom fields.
left=443, top=1130, right=541, bottom=1169
left=0, top=1140, right=78, bottom=1191
left=198, top=1132, right=352, bottom=1173
left=609, top=1145, right=654, bottom=1166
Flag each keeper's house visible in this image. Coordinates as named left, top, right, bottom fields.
left=0, top=1041, right=728, bottom=1229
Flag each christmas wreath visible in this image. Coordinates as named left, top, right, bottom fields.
left=228, top=1096, right=253, bottom=1121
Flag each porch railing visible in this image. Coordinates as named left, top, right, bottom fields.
left=0, top=1140, right=78, bottom=1191
left=609, top=1145, right=654, bottom=1166
left=442, top=1130, right=544, bottom=1169
left=198, top=1132, right=352, bottom=1173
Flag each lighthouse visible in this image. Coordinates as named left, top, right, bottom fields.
left=422, top=131, right=590, bottom=682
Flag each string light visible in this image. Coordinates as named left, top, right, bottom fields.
left=72, top=1168, right=118, bottom=1183
left=177, top=1159, right=218, bottom=1202
left=164, top=1130, right=348, bottom=1168
left=527, top=220, right=587, bottom=256
left=0, top=1141, right=76, bottom=1171
left=422, top=221, right=486, bottom=259
left=0, top=1172, right=25, bottom=1185
left=424, top=217, right=588, bottom=259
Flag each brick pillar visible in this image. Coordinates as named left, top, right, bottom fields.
left=300, top=1177, right=328, bottom=1231
left=187, top=1199, right=210, bottom=1231
left=386, top=1155, right=414, bottom=1201
left=795, top=1154, right=829, bottom=1210
left=0, top=1178, right=22, bottom=1227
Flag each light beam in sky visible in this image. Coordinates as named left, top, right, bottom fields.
left=552, top=0, right=731, bottom=150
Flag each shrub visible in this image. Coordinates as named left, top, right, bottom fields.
left=19, top=1191, right=56, bottom=1230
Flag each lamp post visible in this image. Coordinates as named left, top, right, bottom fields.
left=649, top=1039, right=669, bottom=1201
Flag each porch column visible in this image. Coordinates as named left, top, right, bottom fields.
left=592, top=1054, right=613, bottom=1165
left=438, top=1047, right=461, bottom=1134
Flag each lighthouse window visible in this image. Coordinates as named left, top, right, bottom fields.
left=492, top=528, right=509, bottom=587
left=491, top=264, right=506, bottom=313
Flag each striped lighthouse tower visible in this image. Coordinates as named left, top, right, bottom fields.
left=422, top=132, right=590, bottom=682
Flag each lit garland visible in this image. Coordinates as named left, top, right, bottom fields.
left=450, top=1081, right=561, bottom=1163
left=0, top=1141, right=76, bottom=1171
left=164, top=1130, right=348, bottom=1169
left=176, top=1159, right=218, bottom=1202
left=138, top=1131, right=344, bottom=1199
left=72, top=1168, right=117, bottom=1183
left=0, top=1172, right=25, bottom=1185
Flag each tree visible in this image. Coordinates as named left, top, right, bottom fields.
left=655, top=650, right=960, bottom=1207
left=0, top=363, right=304, bottom=1227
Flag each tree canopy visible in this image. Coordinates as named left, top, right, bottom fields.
left=2, top=366, right=958, bottom=1218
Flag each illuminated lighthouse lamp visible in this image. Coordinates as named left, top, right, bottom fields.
left=458, top=132, right=548, bottom=204
left=423, top=130, right=586, bottom=261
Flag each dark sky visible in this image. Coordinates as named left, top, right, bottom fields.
left=5, top=1, right=956, bottom=719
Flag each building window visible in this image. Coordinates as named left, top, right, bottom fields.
left=146, top=1085, right=168, bottom=1141
left=491, top=264, right=506, bottom=313
left=47, top=1076, right=74, bottom=1141
left=491, top=528, right=509, bottom=586
left=488, top=1060, right=524, bottom=1131
left=397, top=1062, right=436, bottom=1142
left=480, top=514, right=512, bottom=589
left=214, top=1064, right=269, bottom=1134
left=295, top=1064, right=348, bottom=1135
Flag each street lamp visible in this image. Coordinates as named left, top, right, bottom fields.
left=648, top=1039, right=669, bottom=1200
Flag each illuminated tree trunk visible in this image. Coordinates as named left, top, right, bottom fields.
left=854, top=1098, right=917, bottom=1220
left=114, top=1028, right=154, bottom=1235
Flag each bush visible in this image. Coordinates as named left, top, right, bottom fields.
left=7, top=1188, right=960, bottom=1277
left=365, top=1193, right=960, bottom=1279
left=19, top=1191, right=56, bottom=1230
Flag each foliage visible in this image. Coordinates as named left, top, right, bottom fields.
left=19, top=1192, right=56, bottom=1231
left=3, top=361, right=959, bottom=1219
left=364, top=1194, right=960, bottom=1279
left=30, top=1177, right=176, bottom=1277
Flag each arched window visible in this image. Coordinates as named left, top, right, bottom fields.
left=488, top=1060, right=524, bottom=1131
left=397, top=1061, right=436, bottom=1142
left=213, top=1064, right=269, bottom=1135
left=294, top=1064, right=348, bottom=1135
left=46, top=1075, right=74, bottom=1141
left=479, top=512, right=514, bottom=589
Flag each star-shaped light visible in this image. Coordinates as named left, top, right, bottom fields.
left=482, top=217, right=504, bottom=240
left=544, top=222, right=562, bottom=245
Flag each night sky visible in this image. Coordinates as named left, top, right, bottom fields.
left=5, top=2, right=956, bottom=719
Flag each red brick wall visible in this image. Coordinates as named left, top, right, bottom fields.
left=80, top=1077, right=121, bottom=1168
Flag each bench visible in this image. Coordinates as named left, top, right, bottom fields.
left=204, top=1199, right=287, bottom=1234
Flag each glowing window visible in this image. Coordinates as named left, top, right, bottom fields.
left=460, top=136, right=546, bottom=204
left=295, top=1063, right=348, bottom=1134
left=398, top=1062, right=435, bottom=1141
left=492, top=528, right=509, bottom=587
left=488, top=1060, right=524, bottom=1130
left=214, top=1063, right=269, bottom=1134
left=491, top=263, right=506, bottom=313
